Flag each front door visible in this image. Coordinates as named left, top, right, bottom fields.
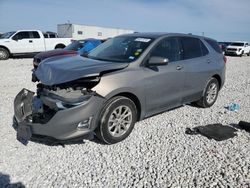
left=30, top=31, right=45, bottom=52
left=143, top=37, right=186, bottom=116
left=11, top=31, right=34, bottom=53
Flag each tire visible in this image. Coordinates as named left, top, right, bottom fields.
left=247, top=51, right=250, bottom=56
left=196, top=78, right=219, bottom=108
left=0, top=47, right=10, bottom=60
left=55, top=44, right=65, bottom=49
left=95, top=96, right=137, bottom=144
left=240, top=51, right=244, bottom=57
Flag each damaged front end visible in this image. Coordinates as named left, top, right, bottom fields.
left=13, top=76, right=105, bottom=144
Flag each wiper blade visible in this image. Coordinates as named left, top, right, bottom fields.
left=90, top=57, right=128, bottom=63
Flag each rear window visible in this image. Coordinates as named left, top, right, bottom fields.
left=30, top=31, right=40, bottom=38
left=181, top=37, right=203, bottom=59
left=230, top=42, right=244, bottom=47
left=205, top=39, right=222, bottom=53
left=200, top=41, right=209, bottom=56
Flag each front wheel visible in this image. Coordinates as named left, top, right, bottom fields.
left=95, top=96, right=137, bottom=144
left=0, top=48, right=10, bottom=60
left=240, top=51, right=244, bottom=57
left=196, top=78, right=219, bottom=108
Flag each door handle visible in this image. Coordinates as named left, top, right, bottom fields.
left=29, top=40, right=33, bottom=43
left=176, top=66, right=183, bottom=70
left=207, top=59, right=211, bottom=64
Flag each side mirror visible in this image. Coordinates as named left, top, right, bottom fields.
left=12, top=35, right=20, bottom=41
left=147, top=56, right=169, bottom=66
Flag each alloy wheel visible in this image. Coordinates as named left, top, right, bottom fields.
left=107, top=105, right=132, bottom=137
left=206, top=83, right=218, bottom=104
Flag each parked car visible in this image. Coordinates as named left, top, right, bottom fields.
left=218, top=42, right=231, bottom=53
left=33, top=39, right=105, bottom=69
left=13, top=33, right=226, bottom=144
left=225, top=41, right=250, bottom=56
left=0, top=30, right=72, bottom=60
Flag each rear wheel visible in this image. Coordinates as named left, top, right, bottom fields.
left=55, top=44, right=65, bottom=49
left=196, top=78, right=219, bottom=108
left=0, top=48, right=10, bottom=60
left=95, top=96, right=137, bottom=144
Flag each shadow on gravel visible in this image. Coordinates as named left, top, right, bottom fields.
left=29, top=133, right=105, bottom=147
left=185, top=124, right=238, bottom=141
left=11, top=54, right=36, bottom=59
left=186, top=103, right=203, bottom=109
left=0, top=172, right=25, bottom=188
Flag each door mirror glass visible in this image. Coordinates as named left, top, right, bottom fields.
left=12, top=34, right=20, bottom=41
left=147, top=56, right=169, bottom=66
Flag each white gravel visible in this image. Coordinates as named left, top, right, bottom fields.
left=0, top=56, right=250, bottom=187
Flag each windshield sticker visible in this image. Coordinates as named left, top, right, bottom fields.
left=135, top=38, right=151, bottom=43
left=129, top=56, right=135, bottom=60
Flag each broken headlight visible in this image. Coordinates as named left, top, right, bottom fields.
left=56, top=94, right=92, bottom=109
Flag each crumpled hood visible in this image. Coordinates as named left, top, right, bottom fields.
left=35, top=55, right=129, bottom=85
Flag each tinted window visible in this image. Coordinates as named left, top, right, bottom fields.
left=31, top=31, right=40, bottom=38
left=13, top=32, right=30, bottom=40
left=230, top=42, right=244, bottom=47
left=151, top=37, right=180, bottom=62
left=49, top=34, right=56, bottom=38
left=205, top=39, right=222, bottom=53
left=200, top=41, right=209, bottom=56
left=43, top=33, right=48, bottom=38
left=181, top=37, right=203, bottom=59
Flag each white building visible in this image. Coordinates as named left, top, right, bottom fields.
left=57, top=23, right=134, bottom=40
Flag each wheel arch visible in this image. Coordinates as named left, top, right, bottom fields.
left=211, top=74, right=222, bottom=89
left=111, top=92, right=142, bottom=121
left=55, top=43, right=65, bottom=49
left=0, top=45, right=11, bottom=54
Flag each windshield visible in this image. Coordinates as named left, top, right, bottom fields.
left=0, top=31, right=16, bottom=39
left=64, top=40, right=85, bottom=51
left=230, top=43, right=244, bottom=46
left=88, top=36, right=154, bottom=62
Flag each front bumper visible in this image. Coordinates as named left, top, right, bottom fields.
left=13, top=88, right=104, bottom=141
left=225, top=50, right=242, bottom=56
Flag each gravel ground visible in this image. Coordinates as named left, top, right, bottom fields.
left=0, top=56, right=250, bottom=188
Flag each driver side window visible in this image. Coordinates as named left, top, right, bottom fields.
left=13, top=32, right=30, bottom=40
left=151, top=37, right=181, bottom=62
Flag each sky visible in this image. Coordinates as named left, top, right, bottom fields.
left=0, top=0, right=250, bottom=41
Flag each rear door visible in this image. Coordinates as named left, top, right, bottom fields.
left=11, top=31, right=34, bottom=53
left=144, top=37, right=186, bottom=115
left=179, top=37, right=211, bottom=103
left=30, top=31, right=45, bottom=52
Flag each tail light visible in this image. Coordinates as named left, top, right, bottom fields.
left=223, top=55, right=227, bottom=64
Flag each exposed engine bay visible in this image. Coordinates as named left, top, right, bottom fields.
left=17, top=76, right=101, bottom=125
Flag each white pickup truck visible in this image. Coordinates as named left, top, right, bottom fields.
left=0, top=30, right=72, bottom=60
left=225, top=41, right=250, bottom=56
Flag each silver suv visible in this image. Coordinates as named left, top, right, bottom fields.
left=14, top=33, right=226, bottom=144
